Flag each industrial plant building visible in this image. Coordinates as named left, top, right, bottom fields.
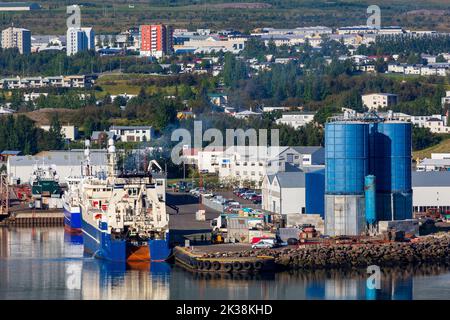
left=6, top=150, right=108, bottom=185
left=325, top=117, right=412, bottom=236
left=412, top=171, right=450, bottom=214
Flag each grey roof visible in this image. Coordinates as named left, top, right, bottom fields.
left=284, top=162, right=303, bottom=172
left=266, top=174, right=275, bottom=184
left=290, top=146, right=324, bottom=154
left=412, top=171, right=450, bottom=187
left=281, top=111, right=316, bottom=115
left=419, top=159, right=450, bottom=166
left=8, top=151, right=107, bottom=167
left=275, top=171, right=305, bottom=188
left=110, top=125, right=152, bottom=130
left=0, top=150, right=21, bottom=155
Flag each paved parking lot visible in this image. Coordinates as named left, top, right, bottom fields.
left=212, top=190, right=262, bottom=209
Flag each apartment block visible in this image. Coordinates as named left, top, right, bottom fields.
left=1, top=26, right=31, bottom=54
left=362, top=93, right=398, bottom=111
left=66, top=27, right=95, bottom=56
left=140, top=24, right=173, bottom=58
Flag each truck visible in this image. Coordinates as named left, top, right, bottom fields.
left=211, top=214, right=232, bottom=232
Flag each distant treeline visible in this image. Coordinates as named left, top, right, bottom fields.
left=0, top=114, right=64, bottom=155
left=0, top=49, right=181, bottom=77
left=357, top=34, right=450, bottom=56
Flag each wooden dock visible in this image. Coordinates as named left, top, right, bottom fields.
left=0, top=210, right=64, bottom=226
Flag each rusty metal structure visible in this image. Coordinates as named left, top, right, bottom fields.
left=0, top=172, right=9, bottom=215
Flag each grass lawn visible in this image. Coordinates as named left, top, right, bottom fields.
left=95, top=74, right=182, bottom=97
left=413, top=137, right=450, bottom=160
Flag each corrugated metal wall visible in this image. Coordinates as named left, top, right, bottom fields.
left=324, top=194, right=365, bottom=236
left=305, top=169, right=325, bottom=218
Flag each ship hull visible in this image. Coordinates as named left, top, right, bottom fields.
left=81, top=217, right=171, bottom=262
left=63, top=205, right=82, bottom=233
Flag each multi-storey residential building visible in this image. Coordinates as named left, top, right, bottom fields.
left=66, top=27, right=95, bottom=56
left=140, top=24, right=173, bottom=58
left=275, top=112, right=316, bottom=129
left=388, top=63, right=450, bottom=77
left=217, top=146, right=325, bottom=187
left=361, top=93, right=398, bottom=111
left=0, top=75, right=92, bottom=89
left=410, top=114, right=447, bottom=128
left=404, top=64, right=422, bottom=75
left=1, top=26, right=31, bottom=54
left=109, top=126, right=154, bottom=142
left=422, top=117, right=450, bottom=134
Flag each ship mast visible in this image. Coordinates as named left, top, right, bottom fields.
left=107, top=138, right=117, bottom=178
left=83, top=139, right=91, bottom=177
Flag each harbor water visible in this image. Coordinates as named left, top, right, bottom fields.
left=1, top=227, right=450, bottom=300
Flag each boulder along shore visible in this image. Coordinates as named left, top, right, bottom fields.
left=202, top=234, right=450, bottom=270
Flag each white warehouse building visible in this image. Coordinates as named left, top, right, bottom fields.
left=6, top=150, right=107, bottom=185
left=412, top=171, right=450, bottom=214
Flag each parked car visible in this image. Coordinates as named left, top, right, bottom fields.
left=251, top=239, right=275, bottom=249
left=252, top=197, right=262, bottom=205
left=233, top=188, right=248, bottom=196
left=191, top=187, right=205, bottom=197
left=250, top=194, right=261, bottom=202
left=236, top=189, right=251, bottom=197
left=242, top=191, right=257, bottom=199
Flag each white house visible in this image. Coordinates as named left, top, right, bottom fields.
left=411, top=114, right=446, bottom=128
left=387, top=63, right=406, bottom=73
left=0, top=106, right=15, bottom=114
left=275, top=112, right=316, bottom=129
left=261, top=106, right=291, bottom=113
left=233, top=110, right=262, bottom=120
left=442, top=91, right=450, bottom=107
left=24, top=92, right=48, bottom=102
left=262, top=171, right=306, bottom=215
left=422, top=117, right=450, bottom=134
left=404, top=65, right=422, bottom=75
left=361, top=93, right=398, bottom=111
left=109, top=126, right=153, bottom=142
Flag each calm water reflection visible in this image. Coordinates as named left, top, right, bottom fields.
left=0, top=227, right=449, bottom=300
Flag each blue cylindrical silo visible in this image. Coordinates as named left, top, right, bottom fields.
left=369, top=121, right=412, bottom=221
left=364, top=175, right=376, bottom=224
left=325, top=122, right=369, bottom=195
